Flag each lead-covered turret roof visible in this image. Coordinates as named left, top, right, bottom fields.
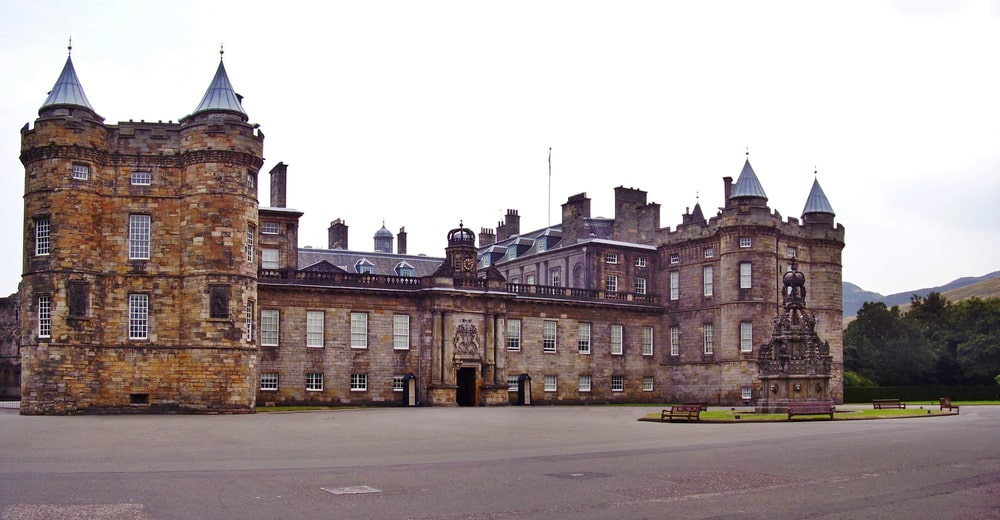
left=801, top=177, right=835, bottom=216
left=191, top=57, right=247, bottom=117
left=729, top=159, right=768, bottom=201
left=40, top=55, right=95, bottom=114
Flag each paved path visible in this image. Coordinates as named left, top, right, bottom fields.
left=1, top=405, right=998, bottom=519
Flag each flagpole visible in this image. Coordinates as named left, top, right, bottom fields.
left=548, top=147, right=552, bottom=227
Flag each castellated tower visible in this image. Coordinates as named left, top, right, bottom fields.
left=19, top=50, right=263, bottom=414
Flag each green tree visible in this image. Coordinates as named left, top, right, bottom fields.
left=951, top=298, right=1000, bottom=384
left=844, top=302, right=937, bottom=385
left=907, top=292, right=962, bottom=383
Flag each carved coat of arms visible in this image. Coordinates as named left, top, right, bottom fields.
left=452, top=319, right=480, bottom=357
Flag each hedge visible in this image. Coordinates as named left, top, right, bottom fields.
left=845, top=385, right=1000, bottom=403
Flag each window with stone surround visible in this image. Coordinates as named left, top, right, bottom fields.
left=611, top=324, right=623, bottom=355
left=579, top=375, right=592, bottom=392
left=605, top=253, right=618, bottom=264
left=34, top=217, right=50, bottom=256
left=740, top=321, right=753, bottom=353
left=68, top=282, right=88, bottom=318
left=129, top=214, right=151, bottom=260
left=393, top=375, right=405, bottom=392
left=246, top=225, right=255, bottom=263
left=611, top=375, right=624, bottom=392
left=703, top=323, right=714, bottom=355
left=787, top=246, right=798, bottom=258
left=606, top=274, right=618, bottom=292
left=393, top=314, right=410, bottom=350
left=350, top=312, right=368, bottom=348
left=739, top=237, right=752, bottom=248
left=72, top=163, right=90, bottom=180
left=128, top=293, right=149, bottom=340
left=246, top=301, right=254, bottom=342
left=703, top=265, right=714, bottom=296
left=260, top=309, right=279, bottom=346
left=577, top=322, right=591, bottom=354
left=306, top=372, right=323, bottom=391
left=209, top=285, right=230, bottom=319
left=642, top=326, right=653, bottom=356
left=670, top=325, right=680, bottom=356
left=670, top=271, right=679, bottom=300
left=306, top=311, right=324, bottom=347
left=635, top=256, right=647, bottom=268
left=37, top=295, right=51, bottom=338
left=507, top=319, right=521, bottom=351
left=261, top=248, right=279, bottom=270
left=350, top=373, right=367, bottom=392
left=262, top=221, right=280, bottom=235
left=642, top=376, right=654, bottom=392
left=669, top=252, right=680, bottom=264
left=544, top=375, right=557, bottom=392
left=742, top=385, right=752, bottom=401
left=260, top=372, right=278, bottom=391
left=507, top=375, right=519, bottom=391
left=704, top=247, right=714, bottom=258
left=131, top=171, right=151, bottom=185
left=740, top=262, right=752, bottom=289
left=543, top=320, right=557, bottom=353
left=635, top=277, right=647, bottom=295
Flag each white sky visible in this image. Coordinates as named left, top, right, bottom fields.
left=2, top=0, right=998, bottom=297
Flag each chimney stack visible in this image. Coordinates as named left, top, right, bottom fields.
left=397, top=227, right=407, bottom=255
left=328, top=219, right=348, bottom=249
left=269, top=162, right=288, bottom=208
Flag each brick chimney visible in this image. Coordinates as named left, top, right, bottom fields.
left=397, top=226, right=407, bottom=255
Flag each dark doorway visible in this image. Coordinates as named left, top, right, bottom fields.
left=456, top=367, right=477, bottom=406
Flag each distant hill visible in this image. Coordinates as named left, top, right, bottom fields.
left=842, top=271, right=1000, bottom=328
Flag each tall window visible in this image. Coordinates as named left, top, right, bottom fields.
left=131, top=171, right=151, bottom=185
left=606, top=275, right=618, bottom=292
left=740, top=321, right=753, bottom=353
left=787, top=246, right=798, bottom=258
left=742, top=385, right=752, bottom=401
left=611, top=324, right=623, bottom=355
left=38, top=295, right=52, bottom=338
left=35, top=218, right=50, bottom=256
left=246, top=225, right=255, bottom=262
left=703, top=323, right=714, bottom=355
left=306, top=373, right=323, bottom=391
left=642, top=376, right=654, bottom=392
left=642, top=326, right=653, bottom=356
left=526, top=273, right=536, bottom=285
left=350, top=312, right=368, bottom=348
left=543, top=320, right=557, bottom=353
left=507, top=319, right=521, bottom=351
left=128, top=294, right=149, bottom=340
left=670, top=271, right=679, bottom=300
left=129, top=214, right=151, bottom=260
left=670, top=325, right=680, bottom=356
left=306, top=311, right=324, bottom=347
left=579, top=375, right=592, bottom=392
left=703, top=265, right=714, bottom=296
left=536, top=238, right=546, bottom=253
left=611, top=375, right=624, bottom=392
left=740, top=262, right=752, bottom=289
left=577, top=322, right=591, bottom=354
left=246, top=300, right=255, bottom=342
left=551, top=270, right=561, bottom=287
left=635, top=278, right=647, bottom=295
left=350, top=373, right=368, bottom=391
left=72, top=164, right=90, bottom=180
left=260, top=309, right=279, bottom=346
left=261, top=248, right=279, bottom=270
left=260, top=372, right=278, bottom=391
left=739, top=237, right=752, bottom=248
left=393, top=314, right=410, bottom=350
left=544, top=375, right=557, bottom=392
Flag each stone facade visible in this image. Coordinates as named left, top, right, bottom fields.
left=17, top=52, right=844, bottom=413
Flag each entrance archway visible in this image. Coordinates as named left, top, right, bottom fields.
left=456, top=367, right=477, bottom=406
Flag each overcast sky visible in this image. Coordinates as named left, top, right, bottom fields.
left=2, top=1, right=998, bottom=298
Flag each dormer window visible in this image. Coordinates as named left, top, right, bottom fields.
left=356, top=258, right=375, bottom=274
left=396, top=261, right=415, bottom=277
left=536, top=237, right=546, bottom=253
left=507, top=248, right=517, bottom=261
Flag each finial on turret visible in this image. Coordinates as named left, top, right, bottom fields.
left=814, top=165, right=818, bottom=178
left=695, top=190, right=700, bottom=201
left=68, top=36, right=72, bottom=56
left=220, top=43, right=224, bottom=60
left=745, top=146, right=749, bottom=158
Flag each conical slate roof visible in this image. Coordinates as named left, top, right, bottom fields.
left=801, top=178, right=835, bottom=216
left=729, top=159, right=768, bottom=201
left=690, top=202, right=705, bottom=222
left=191, top=59, right=247, bottom=117
left=40, top=56, right=95, bottom=113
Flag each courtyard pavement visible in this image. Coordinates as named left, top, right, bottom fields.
left=0, top=404, right=998, bottom=519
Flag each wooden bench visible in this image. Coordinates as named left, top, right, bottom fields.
left=787, top=401, right=835, bottom=420
left=939, top=397, right=960, bottom=414
left=873, top=399, right=906, bottom=409
left=661, top=405, right=703, bottom=422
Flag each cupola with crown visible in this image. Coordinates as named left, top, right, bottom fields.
left=436, top=221, right=478, bottom=282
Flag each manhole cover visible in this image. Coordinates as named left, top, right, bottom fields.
left=321, top=485, right=382, bottom=495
